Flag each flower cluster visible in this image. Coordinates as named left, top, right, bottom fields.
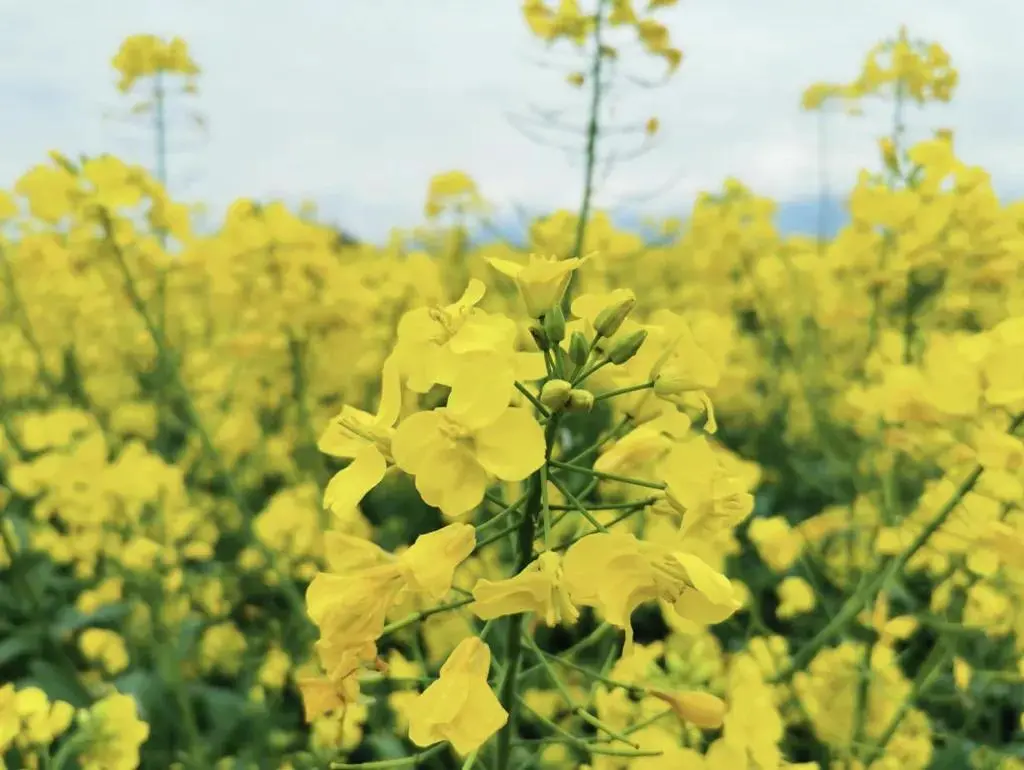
left=111, top=34, right=201, bottom=93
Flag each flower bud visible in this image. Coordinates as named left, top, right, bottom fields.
left=568, top=331, right=590, bottom=366
left=565, top=388, right=594, bottom=413
left=652, top=689, right=727, bottom=729
left=539, top=379, right=572, bottom=411
left=593, top=291, right=636, bottom=338
left=607, top=329, right=648, bottom=365
left=529, top=323, right=550, bottom=352
left=543, top=304, right=566, bottom=344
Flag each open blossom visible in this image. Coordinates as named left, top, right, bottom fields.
left=392, top=279, right=520, bottom=392
left=306, top=524, right=475, bottom=686
left=470, top=551, right=579, bottom=626
left=407, top=637, right=508, bottom=755
left=318, top=354, right=402, bottom=516
left=487, top=252, right=586, bottom=317
left=76, top=693, right=150, bottom=770
left=562, top=531, right=739, bottom=653
left=391, top=405, right=545, bottom=518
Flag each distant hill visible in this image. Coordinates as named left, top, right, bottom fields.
left=463, top=195, right=849, bottom=247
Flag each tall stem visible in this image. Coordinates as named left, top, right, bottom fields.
left=154, top=71, right=168, bottom=190
left=495, top=418, right=558, bottom=770
left=562, top=0, right=606, bottom=311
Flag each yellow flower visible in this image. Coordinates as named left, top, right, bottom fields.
left=306, top=565, right=406, bottom=659
left=408, top=638, right=508, bottom=755
left=563, top=532, right=738, bottom=653
left=487, top=253, right=585, bottom=318
left=0, top=685, right=17, bottom=754
left=775, top=576, right=816, bottom=620
left=79, top=628, right=130, bottom=675
left=391, top=406, right=545, bottom=517
left=297, top=673, right=360, bottom=722
left=318, top=354, right=403, bottom=516
left=470, top=551, right=579, bottom=626
left=397, top=522, right=477, bottom=600
left=77, top=693, right=150, bottom=770
left=393, top=279, right=519, bottom=392
left=309, top=523, right=475, bottom=672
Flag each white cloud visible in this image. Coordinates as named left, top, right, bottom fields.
left=1, top=0, right=1022, bottom=239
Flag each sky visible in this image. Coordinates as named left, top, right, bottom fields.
left=1, top=0, right=1023, bottom=241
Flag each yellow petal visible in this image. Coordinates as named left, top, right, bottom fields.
left=447, top=354, right=516, bottom=430
left=474, top=408, right=545, bottom=481
left=375, top=354, right=403, bottom=427
left=323, top=445, right=387, bottom=516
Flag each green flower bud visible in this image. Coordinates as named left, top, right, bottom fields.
left=568, top=331, right=590, bottom=366
left=566, top=388, right=595, bottom=413
left=593, top=291, right=636, bottom=338
left=543, top=304, right=566, bottom=344
left=539, top=379, right=573, bottom=411
left=607, top=329, right=648, bottom=365
left=529, top=323, right=550, bottom=352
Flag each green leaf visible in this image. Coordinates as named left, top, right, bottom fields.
left=191, top=683, right=251, bottom=756
left=50, top=601, right=132, bottom=638
left=365, top=733, right=410, bottom=762
left=0, top=634, right=37, bottom=667
left=22, top=659, right=91, bottom=708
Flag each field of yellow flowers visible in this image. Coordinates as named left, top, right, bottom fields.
left=2, top=4, right=1023, bottom=770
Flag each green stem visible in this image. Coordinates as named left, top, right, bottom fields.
left=521, top=633, right=640, bottom=749
left=514, top=380, right=551, bottom=418
left=96, top=209, right=310, bottom=619
left=775, top=411, right=1023, bottom=683
left=561, top=0, right=607, bottom=311
left=517, top=700, right=659, bottom=758
left=381, top=597, right=475, bottom=637
left=566, top=415, right=632, bottom=465
left=495, top=418, right=560, bottom=770
left=494, top=481, right=539, bottom=770
left=861, top=640, right=951, bottom=765
left=548, top=474, right=609, bottom=533
left=331, top=743, right=447, bottom=769
left=549, top=460, right=666, bottom=491
left=592, top=380, right=655, bottom=403
left=288, top=333, right=330, bottom=492
left=531, top=643, right=647, bottom=698
left=478, top=492, right=528, bottom=533
left=571, top=358, right=611, bottom=387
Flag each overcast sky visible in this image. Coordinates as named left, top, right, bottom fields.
left=1, top=0, right=1021, bottom=239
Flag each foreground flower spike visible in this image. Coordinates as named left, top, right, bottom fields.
left=407, top=637, right=509, bottom=756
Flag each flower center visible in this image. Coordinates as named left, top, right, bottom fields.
left=338, top=412, right=394, bottom=458
left=437, top=412, right=474, bottom=447
left=427, top=305, right=469, bottom=344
